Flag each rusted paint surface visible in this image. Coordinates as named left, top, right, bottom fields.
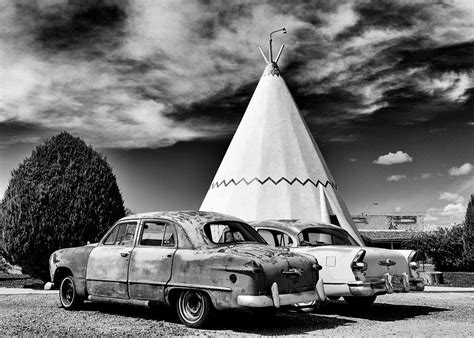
left=50, top=244, right=96, bottom=294
left=49, top=211, right=320, bottom=311
left=120, top=211, right=243, bottom=249
left=87, top=246, right=132, bottom=299
left=128, top=246, right=176, bottom=301
left=86, top=280, right=128, bottom=298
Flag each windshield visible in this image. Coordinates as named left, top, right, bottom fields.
left=204, top=221, right=266, bottom=245
left=298, top=228, right=358, bottom=246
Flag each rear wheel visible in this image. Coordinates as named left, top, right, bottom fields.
left=176, top=290, right=214, bottom=328
left=59, top=276, right=83, bottom=310
left=343, top=295, right=377, bottom=307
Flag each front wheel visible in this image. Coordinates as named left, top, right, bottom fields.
left=176, top=290, right=214, bottom=328
left=343, top=295, right=377, bottom=307
left=59, top=276, right=83, bottom=310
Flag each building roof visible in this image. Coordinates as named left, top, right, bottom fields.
left=359, top=230, right=416, bottom=242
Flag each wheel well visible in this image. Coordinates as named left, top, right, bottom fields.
left=166, top=288, right=212, bottom=308
left=53, top=267, right=73, bottom=288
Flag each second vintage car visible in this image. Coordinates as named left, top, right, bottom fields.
left=251, top=219, right=424, bottom=307
left=49, top=211, right=324, bottom=328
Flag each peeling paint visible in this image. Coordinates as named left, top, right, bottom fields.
left=49, top=211, right=319, bottom=311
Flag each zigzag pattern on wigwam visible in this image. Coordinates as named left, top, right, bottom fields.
left=210, top=177, right=337, bottom=190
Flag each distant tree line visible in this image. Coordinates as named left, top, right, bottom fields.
left=403, top=195, right=474, bottom=272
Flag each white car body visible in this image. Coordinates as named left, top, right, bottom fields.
left=252, top=220, right=424, bottom=305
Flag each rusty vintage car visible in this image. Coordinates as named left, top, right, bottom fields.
left=49, top=211, right=324, bottom=328
left=251, top=220, right=424, bottom=307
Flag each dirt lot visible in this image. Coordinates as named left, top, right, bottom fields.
left=1, top=291, right=473, bottom=336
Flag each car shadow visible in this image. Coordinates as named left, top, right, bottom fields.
left=314, top=300, right=449, bottom=322
left=69, top=302, right=179, bottom=323
left=71, top=302, right=356, bottom=334
left=206, top=309, right=356, bottom=335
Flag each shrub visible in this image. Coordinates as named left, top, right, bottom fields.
left=1, top=132, right=125, bottom=281
left=403, top=225, right=471, bottom=271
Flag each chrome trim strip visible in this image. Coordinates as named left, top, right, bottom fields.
left=166, top=283, right=232, bottom=292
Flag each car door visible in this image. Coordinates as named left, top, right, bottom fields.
left=86, top=221, right=138, bottom=299
left=128, top=220, right=177, bottom=302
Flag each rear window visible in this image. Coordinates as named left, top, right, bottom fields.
left=203, top=221, right=266, bottom=245
left=298, top=228, right=357, bottom=246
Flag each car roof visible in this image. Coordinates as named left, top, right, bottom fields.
left=121, top=210, right=243, bottom=225
left=120, top=210, right=245, bottom=247
left=250, top=219, right=350, bottom=236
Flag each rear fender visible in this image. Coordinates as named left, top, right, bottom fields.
left=295, top=246, right=363, bottom=283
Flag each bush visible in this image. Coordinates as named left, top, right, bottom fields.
left=403, top=225, right=471, bottom=271
left=1, top=132, right=125, bottom=281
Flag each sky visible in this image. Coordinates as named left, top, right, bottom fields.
left=1, top=0, right=473, bottom=226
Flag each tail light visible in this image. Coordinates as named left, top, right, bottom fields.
left=408, top=251, right=420, bottom=278
left=409, top=261, right=419, bottom=270
left=351, top=249, right=367, bottom=282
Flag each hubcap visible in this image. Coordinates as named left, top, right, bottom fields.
left=179, top=291, right=204, bottom=324
left=61, top=278, right=74, bottom=306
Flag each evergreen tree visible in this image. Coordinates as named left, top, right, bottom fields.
left=1, top=132, right=125, bottom=281
left=462, top=194, right=474, bottom=270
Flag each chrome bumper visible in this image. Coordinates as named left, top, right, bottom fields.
left=347, top=273, right=411, bottom=296
left=347, top=280, right=387, bottom=297
left=237, top=279, right=325, bottom=308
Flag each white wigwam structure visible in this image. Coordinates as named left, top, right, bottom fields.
left=200, top=30, right=364, bottom=245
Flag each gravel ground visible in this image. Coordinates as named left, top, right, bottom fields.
left=1, top=292, right=473, bottom=336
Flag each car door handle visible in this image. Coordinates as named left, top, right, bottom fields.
left=120, top=252, right=130, bottom=257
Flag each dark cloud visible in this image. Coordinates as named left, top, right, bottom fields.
left=399, top=41, right=474, bottom=72
left=0, top=0, right=473, bottom=147
left=13, top=0, right=128, bottom=56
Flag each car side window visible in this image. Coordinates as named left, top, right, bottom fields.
left=103, top=222, right=137, bottom=246
left=258, top=229, right=276, bottom=246
left=140, top=221, right=176, bottom=247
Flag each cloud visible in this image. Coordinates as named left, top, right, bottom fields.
left=374, top=151, right=413, bottom=165
left=1, top=0, right=474, bottom=148
left=449, top=163, right=473, bottom=176
left=439, top=192, right=464, bottom=204
left=421, top=172, right=433, bottom=179
left=386, top=174, right=407, bottom=181
left=423, top=214, right=439, bottom=222
left=439, top=203, right=466, bottom=217
left=348, top=158, right=358, bottom=162
left=417, top=71, right=472, bottom=103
